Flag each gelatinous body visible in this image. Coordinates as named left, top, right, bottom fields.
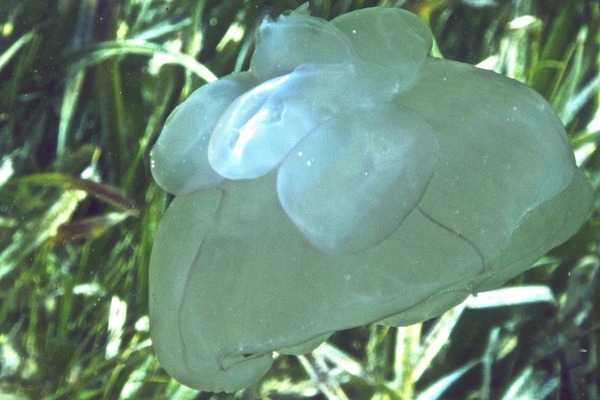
left=149, top=7, right=592, bottom=393
left=277, top=105, right=439, bottom=253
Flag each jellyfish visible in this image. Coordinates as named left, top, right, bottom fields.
left=148, top=7, right=592, bottom=392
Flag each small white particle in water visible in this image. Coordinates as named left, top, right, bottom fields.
left=297, top=151, right=303, bottom=157
left=306, top=160, right=312, bottom=166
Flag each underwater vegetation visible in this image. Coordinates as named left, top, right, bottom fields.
left=0, top=0, right=598, bottom=399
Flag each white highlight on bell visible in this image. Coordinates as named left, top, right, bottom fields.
left=232, top=107, right=271, bottom=160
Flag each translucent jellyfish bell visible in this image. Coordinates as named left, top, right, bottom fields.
left=277, top=104, right=439, bottom=253
left=148, top=7, right=592, bottom=393
left=208, top=64, right=356, bottom=180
